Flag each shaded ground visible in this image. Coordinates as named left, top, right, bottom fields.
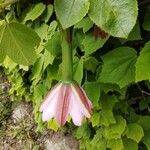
left=0, top=70, right=79, bottom=150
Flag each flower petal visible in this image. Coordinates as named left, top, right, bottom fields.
left=55, top=84, right=71, bottom=126
left=70, top=93, right=83, bottom=126
left=40, top=83, right=62, bottom=112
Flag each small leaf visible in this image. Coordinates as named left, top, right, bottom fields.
left=0, top=23, right=40, bottom=65
left=73, top=57, right=83, bottom=84
left=137, top=116, right=150, bottom=131
left=107, top=139, right=124, bottom=150
left=142, top=130, right=150, bottom=150
left=55, top=0, right=89, bottom=29
left=74, top=17, right=93, bottom=33
left=103, top=116, right=126, bottom=139
left=47, top=119, right=60, bottom=132
left=89, top=0, right=138, bottom=38
left=136, top=41, right=150, bottom=82
left=126, top=123, right=144, bottom=143
left=84, top=81, right=101, bottom=107
left=123, top=138, right=138, bottom=150
left=99, top=47, right=137, bottom=88
left=81, top=33, right=109, bottom=55
left=90, top=112, right=101, bottom=127
left=23, top=3, right=46, bottom=22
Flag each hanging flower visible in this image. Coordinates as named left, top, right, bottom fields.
left=40, top=81, right=92, bottom=126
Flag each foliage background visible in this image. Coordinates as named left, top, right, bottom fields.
left=0, top=0, right=150, bottom=149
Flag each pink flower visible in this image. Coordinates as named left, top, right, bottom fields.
left=40, top=82, right=92, bottom=126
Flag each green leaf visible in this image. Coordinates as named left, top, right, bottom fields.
left=45, top=32, right=61, bottom=56
left=84, top=56, right=99, bottom=73
left=143, top=8, right=150, bottom=31
left=99, top=47, right=137, bottom=88
left=100, top=95, right=118, bottom=126
left=126, top=123, right=144, bottom=143
left=0, top=25, right=6, bottom=62
left=23, top=3, right=46, bottom=22
left=136, top=41, right=150, bottom=82
left=0, top=23, right=40, bottom=65
left=47, top=119, right=60, bottom=132
left=81, top=33, right=109, bottom=55
left=74, top=17, right=93, bottom=33
left=143, top=130, right=150, bottom=150
left=91, top=129, right=106, bottom=150
left=90, top=112, right=101, bottom=127
left=103, top=116, right=126, bottom=139
left=123, top=138, right=138, bottom=150
left=89, top=0, right=138, bottom=38
left=75, top=124, right=91, bottom=139
left=107, top=139, right=124, bottom=150
left=55, top=0, right=89, bottom=29
left=84, top=81, right=101, bottom=108
left=137, top=116, right=150, bottom=131
left=73, top=57, right=83, bottom=84
left=41, top=4, right=53, bottom=23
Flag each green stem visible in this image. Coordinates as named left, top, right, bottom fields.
left=61, top=30, right=73, bottom=81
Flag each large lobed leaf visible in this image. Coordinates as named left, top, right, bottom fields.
left=89, top=0, right=138, bottom=38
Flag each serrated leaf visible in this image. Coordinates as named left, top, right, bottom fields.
left=89, top=0, right=138, bottom=38
left=100, top=95, right=118, bottom=126
left=84, top=81, right=101, bottom=108
left=55, top=0, right=89, bottom=29
left=73, top=57, right=83, bottom=84
left=136, top=41, right=150, bottom=82
left=123, top=138, right=138, bottom=150
left=126, top=123, right=144, bottom=143
left=107, top=139, right=124, bottom=150
left=103, top=116, right=126, bottom=139
left=23, top=3, right=46, bottom=22
left=91, top=129, right=106, bottom=150
left=81, top=33, right=109, bottom=55
left=0, top=23, right=40, bottom=65
left=99, top=47, right=137, bottom=88
left=75, top=124, right=91, bottom=139
left=45, top=32, right=61, bottom=56
left=74, top=17, right=93, bottom=33
left=143, top=130, right=150, bottom=150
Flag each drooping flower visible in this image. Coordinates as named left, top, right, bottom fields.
left=40, top=81, right=92, bottom=126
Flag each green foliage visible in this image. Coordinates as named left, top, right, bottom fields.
left=0, top=0, right=150, bottom=150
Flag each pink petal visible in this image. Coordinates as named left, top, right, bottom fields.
left=40, top=83, right=62, bottom=112
left=70, top=93, right=83, bottom=126
left=71, top=84, right=92, bottom=118
left=42, top=92, right=58, bottom=121
left=55, top=84, right=71, bottom=126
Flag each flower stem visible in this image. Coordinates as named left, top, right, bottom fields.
left=61, top=30, right=73, bottom=81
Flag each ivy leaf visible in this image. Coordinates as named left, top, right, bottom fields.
left=126, top=123, right=144, bottom=143
left=0, top=23, right=40, bottom=66
left=89, top=0, right=138, bottom=38
left=136, top=41, right=150, bottom=82
left=81, top=33, right=109, bottom=55
left=23, top=3, right=46, bottom=22
left=123, top=138, right=138, bottom=150
left=55, top=0, right=89, bottom=29
left=107, top=139, right=124, bottom=150
left=142, top=130, right=150, bottom=150
left=103, top=116, right=126, bottom=139
left=73, top=57, right=83, bottom=84
left=99, top=47, right=137, bottom=88
left=84, top=81, right=101, bottom=108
